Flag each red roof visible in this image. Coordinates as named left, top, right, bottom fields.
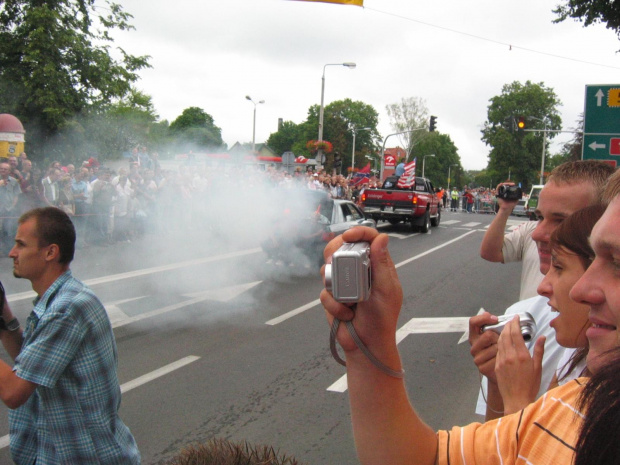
left=0, top=114, right=25, bottom=133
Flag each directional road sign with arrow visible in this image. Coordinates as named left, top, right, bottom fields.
left=583, top=84, right=620, bottom=167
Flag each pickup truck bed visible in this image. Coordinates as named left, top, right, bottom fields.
left=360, top=176, right=441, bottom=232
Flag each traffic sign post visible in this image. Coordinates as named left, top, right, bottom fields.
left=583, top=84, right=620, bottom=167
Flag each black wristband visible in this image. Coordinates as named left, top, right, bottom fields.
left=0, top=318, right=19, bottom=332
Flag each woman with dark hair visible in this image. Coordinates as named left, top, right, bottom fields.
left=574, top=347, right=620, bottom=465
left=493, top=204, right=605, bottom=415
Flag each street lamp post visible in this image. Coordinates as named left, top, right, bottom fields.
left=379, top=127, right=426, bottom=180
left=245, top=95, right=264, bottom=153
left=447, top=163, right=458, bottom=193
left=523, top=115, right=548, bottom=185
left=422, top=153, right=435, bottom=178
left=318, top=62, right=356, bottom=143
left=350, top=126, right=371, bottom=173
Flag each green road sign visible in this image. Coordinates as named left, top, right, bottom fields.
left=582, top=84, right=620, bottom=167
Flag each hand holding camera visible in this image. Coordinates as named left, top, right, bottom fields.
left=495, top=183, right=523, bottom=203
left=325, top=242, right=371, bottom=303
left=321, top=227, right=405, bottom=378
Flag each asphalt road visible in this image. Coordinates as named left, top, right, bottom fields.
left=0, top=210, right=529, bottom=464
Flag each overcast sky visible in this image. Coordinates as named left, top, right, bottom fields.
left=110, top=0, right=620, bottom=170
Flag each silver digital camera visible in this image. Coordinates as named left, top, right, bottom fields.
left=324, top=242, right=371, bottom=303
left=481, top=312, right=537, bottom=342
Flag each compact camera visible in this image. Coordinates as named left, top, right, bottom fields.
left=496, top=184, right=523, bottom=201
left=324, top=242, right=371, bottom=303
left=481, top=312, right=537, bottom=342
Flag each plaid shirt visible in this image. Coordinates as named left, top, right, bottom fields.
left=9, top=271, right=140, bottom=464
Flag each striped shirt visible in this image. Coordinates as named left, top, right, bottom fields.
left=438, top=378, right=586, bottom=465
left=9, top=271, right=140, bottom=465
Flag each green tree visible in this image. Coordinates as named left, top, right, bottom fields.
left=554, top=1, right=620, bottom=43
left=169, top=107, right=224, bottom=150
left=266, top=120, right=301, bottom=155
left=386, top=97, right=430, bottom=161
left=0, top=0, right=150, bottom=160
left=300, top=98, right=379, bottom=171
left=410, top=132, right=461, bottom=187
left=481, top=81, right=562, bottom=189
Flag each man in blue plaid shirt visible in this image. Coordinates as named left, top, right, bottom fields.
left=0, top=207, right=140, bottom=464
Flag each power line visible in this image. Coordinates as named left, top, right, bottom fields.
left=365, top=6, right=620, bottom=71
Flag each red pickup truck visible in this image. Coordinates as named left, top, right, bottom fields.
left=359, top=176, right=441, bottom=232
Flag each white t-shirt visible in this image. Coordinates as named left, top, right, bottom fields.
left=475, top=295, right=565, bottom=415
left=502, top=221, right=545, bottom=300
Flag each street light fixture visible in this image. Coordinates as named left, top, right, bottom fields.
left=350, top=126, right=371, bottom=173
left=318, top=62, right=356, bottom=145
left=245, top=95, right=265, bottom=153
left=422, top=153, right=435, bottom=178
left=365, top=154, right=378, bottom=174
left=518, top=115, right=549, bottom=185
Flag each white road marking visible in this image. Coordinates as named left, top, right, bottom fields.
left=7, top=248, right=262, bottom=303
left=106, top=304, right=130, bottom=325
left=265, top=299, right=321, bottom=326
left=386, top=232, right=418, bottom=239
left=328, top=317, right=473, bottom=392
left=0, top=356, right=202, bottom=450
left=112, top=281, right=261, bottom=328
left=120, top=356, right=200, bottom=394
left=267, top=231, right=478, bottom=327
left=441, top=220, right=461, bottom=225
left=461, top=222, right=481, bottom=228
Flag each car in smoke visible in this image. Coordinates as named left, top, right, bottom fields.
left=511, top=198, right=529, bottom=217
left=261, top=189, right=376, bottom=268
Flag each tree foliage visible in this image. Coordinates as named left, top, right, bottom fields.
left=169, top=107, right=224, bottom=150
left=0, top=0, right=151, bottom=159
left=411, top=132, right=461, bottom=187
left=386, top=97, right=430, bottom=161
left=266, top=98, right=379, bottom=172
left=481, top=81, right=562, bottom=189
left=266, top=121, right=301, bottom=155
left=554, top=0, right=620, bottom=42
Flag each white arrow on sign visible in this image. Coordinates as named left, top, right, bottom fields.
left=589, top=141, right=607, bottom=151
left=595, top=89, right=605, bottom=107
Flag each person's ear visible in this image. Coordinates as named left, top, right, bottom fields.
left=45, top=244, right=61, bottom=262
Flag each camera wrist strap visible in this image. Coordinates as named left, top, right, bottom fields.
left=330, top=318, right=405, bottom=379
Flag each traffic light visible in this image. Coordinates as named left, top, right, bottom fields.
left=429, top=115, right=437, bottom=132
left=517, top=116, right=526, bottom=132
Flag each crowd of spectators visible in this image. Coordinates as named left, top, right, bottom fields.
left=0, top=147, right=513, bottom=254
left=0, top=149, right=386, bottom=252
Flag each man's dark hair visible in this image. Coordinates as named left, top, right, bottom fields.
left=19, top=207, right=75, bottom=264
left=166, top=438, right=304, bottom=465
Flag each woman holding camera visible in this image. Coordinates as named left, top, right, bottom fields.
left=492, top=204, right=605, bottom=416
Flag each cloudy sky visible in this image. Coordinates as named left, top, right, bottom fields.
left=110, top=0, right=620, bottom=170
